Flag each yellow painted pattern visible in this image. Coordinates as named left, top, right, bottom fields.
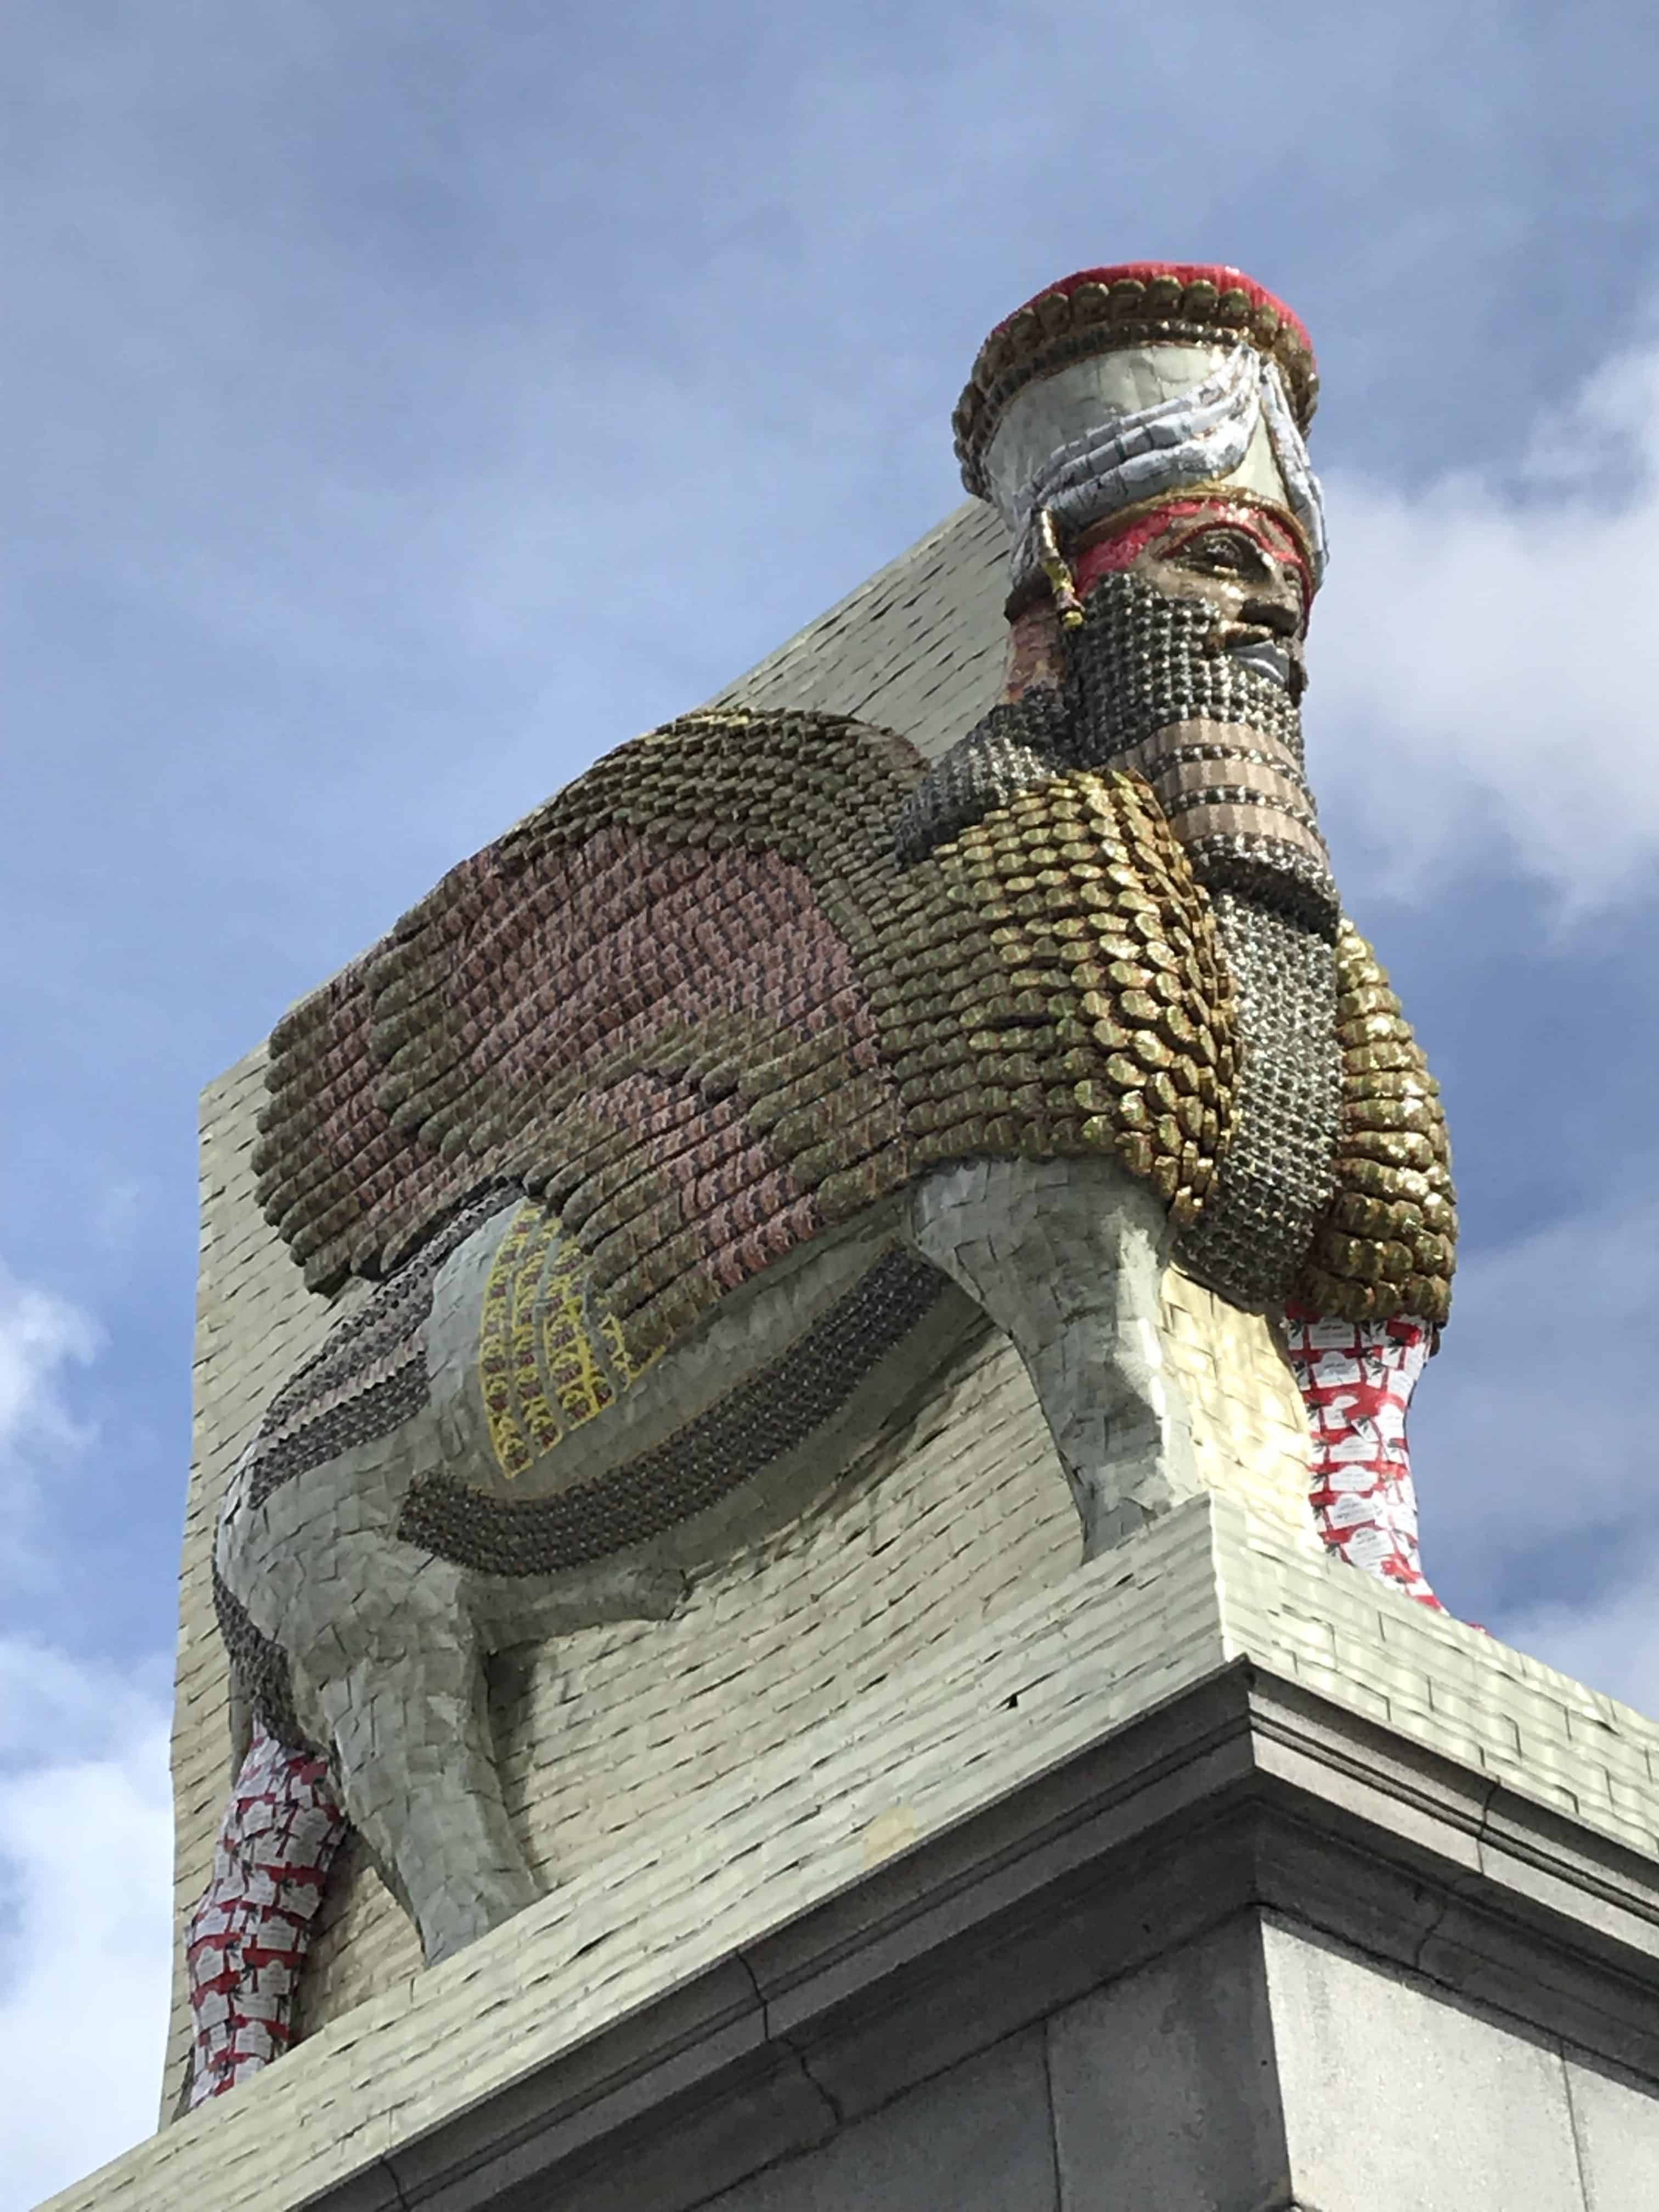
left=540, top=1237, right=616, bottom=1427
left=600, top=1309, right=659, bottom=1387
left=478, top=1204, right=544, bottom=1479
left=511, top=1207, right=565, bottom=1462
left=477, top=1197, right=659, bottom=1480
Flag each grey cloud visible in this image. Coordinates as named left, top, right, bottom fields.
left=1412, top=1182, right=1659, bottom=1629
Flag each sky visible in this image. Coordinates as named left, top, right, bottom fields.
left=4, top=2, right=1658, bottom=2199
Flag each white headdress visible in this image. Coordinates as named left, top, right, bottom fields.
left=986, top=341, right=1328, bottom=601
left=952, top=266, right=1327, bottom=604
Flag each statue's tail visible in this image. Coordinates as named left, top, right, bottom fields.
left=184, top=1726, right=348, bottom=2106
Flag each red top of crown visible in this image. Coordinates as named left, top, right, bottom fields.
left=954, top=261, right=1318, bottom=495
left=989, top=263, right=1313, bottom=358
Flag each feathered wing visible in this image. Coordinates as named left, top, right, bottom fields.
left=256, top=702, right=1452, bottom=1436
left=257, top=704, right=1268, bottom=1381
left=253, top=710, right=930, bottom=1369
left=254, top=955, right=460, bottom=1289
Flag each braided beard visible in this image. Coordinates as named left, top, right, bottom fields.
left=1057, top=571, right=1339, bottom=937
left=1060, top=573, right=1344, bottom=1310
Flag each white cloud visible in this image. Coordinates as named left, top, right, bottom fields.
left=0, top=1265, right=98, bottom=1461
left=1409, top=1182, right=1659, bottom=1689
left=0, top=1262, right=102, bottom=1604
left=0, top=1650, right=173, bottom=2211
left=0, top=1274, right=170, bottom=2205
left=1313, top=340, right=1659, bottom=911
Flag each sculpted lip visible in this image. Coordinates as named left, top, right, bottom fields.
left=1225, top=636, right=1294, bottom=689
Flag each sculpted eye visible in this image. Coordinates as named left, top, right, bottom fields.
left=1173, top=528, right=1261, bottom=575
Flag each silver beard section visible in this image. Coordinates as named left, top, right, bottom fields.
left=1062, top=574, right=1344, bottom=1310
left=1059, top=571, right=1304, bottom=751
left=1172, top=893, right=1341, bottom=1309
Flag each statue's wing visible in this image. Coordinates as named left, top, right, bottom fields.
left=258, top=701, right=1256, bottom=1373
left=253, top=709, right=928, bottom=1368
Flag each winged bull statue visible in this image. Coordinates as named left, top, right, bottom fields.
left=185, top=261, right=1457, bottom=2103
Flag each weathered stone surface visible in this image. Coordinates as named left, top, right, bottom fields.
left=704, top=2032, right=1057, bottom=2212
left=1046, top=1918, right=1287, bottom=2211
left=1262, top=1922, right=1589, bottom=2212
left=59, top=1492, right=1659, bottom=2211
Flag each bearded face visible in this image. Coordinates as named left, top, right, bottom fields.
left=1004, top=495, right=1339, bottom=938
left=1107, top=501, right=1310, bottom=701
left=946, top=285, right=1387, bottom=1312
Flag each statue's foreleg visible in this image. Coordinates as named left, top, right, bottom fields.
left=909, top=1155, right=1200, bottom=1558
left=1283, top=1307, right=1443, bottom=1610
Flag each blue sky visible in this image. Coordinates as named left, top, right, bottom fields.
left=4, top=3, right=1658, bottom=2198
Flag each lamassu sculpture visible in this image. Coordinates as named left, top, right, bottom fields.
left=186, top=262, right=1455, bottom=2103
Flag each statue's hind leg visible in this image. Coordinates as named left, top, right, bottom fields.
left=290, top=1547, right=691, bottom=1967
left=909, top=1155, right=1200, bottom=1558
left=184, top=1726, right=348, bottom=2106
left=304, top=1612, right=539, bottom=1966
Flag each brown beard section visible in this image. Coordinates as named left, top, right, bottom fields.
left=1110, top=720, right=1333, bottom=921
left=1058, top=569, right=1339, bottom=938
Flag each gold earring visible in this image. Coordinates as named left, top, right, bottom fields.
left=1036, top=508, right=1085, bottom=629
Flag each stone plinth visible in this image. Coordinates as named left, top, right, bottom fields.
left=47, top=1493, right=1659, bottom=2211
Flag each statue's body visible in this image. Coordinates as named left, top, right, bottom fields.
left=214, top=1153, right=1189, bottom=1966
left=188, top=262, right=1457, bottom=2104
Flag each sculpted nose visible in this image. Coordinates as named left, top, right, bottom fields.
left=1238, top=594, right=1301, bottom=638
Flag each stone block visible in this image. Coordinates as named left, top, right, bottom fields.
left=703, top=2031, right=1057, bottom=2212
left=1263, top=1919, right=1589, bottom=2211
left=1047, top=1915, right=1288, bottom=2211
left=1565, top=2053, right=1659, bottom=2211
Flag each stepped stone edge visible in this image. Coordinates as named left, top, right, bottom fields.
left=45, top=1489, right=1659, bottom=2212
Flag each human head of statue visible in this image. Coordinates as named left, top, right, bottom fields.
left=955, top=261, right=1323, bottom=659
left=955, top=262, right=1335, bottom=931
